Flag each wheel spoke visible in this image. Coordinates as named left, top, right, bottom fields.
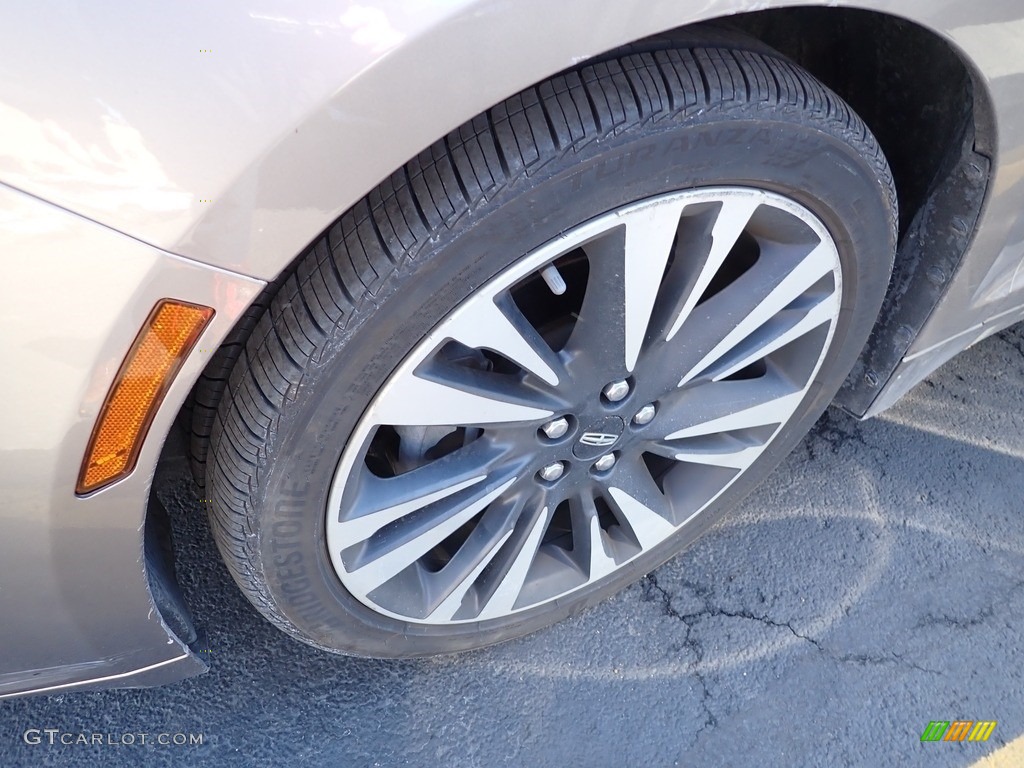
left=665, top=196, right=761, bottom=342
left=440, top=293, right=563, bottom=386
left=661, top=377, right=804, bottom=440
left=424, top=494, right=526, bottom=620
left=336, top=438, right=511, bottom=543
left=563, top=229, right=628, bottom=374
left=342, top=478, right=517, bottom=596
left=650, top=434, right=767, bottom=470
left=477, top=504, right=553, bottom=619
left=607, top=475, right=676, bottom=549
left=576, top=495, right=617, bottom=580
left=620, top=199, right=687, bottom=371
left=701, top=291, right=838, bottom=383
left=369, top=369, right=555, bottom=427
left=587, top=515, right=618, bottom=580
left=338, top=475, right=486, bottom=545
left=426, top=525, right=516, bottom=622
left=677, top=240, right=833, bottom=387
left=427, top=531, right=513, bottom=621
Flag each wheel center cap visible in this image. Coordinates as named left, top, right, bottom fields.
left=573, top=415, right=625, bottom=460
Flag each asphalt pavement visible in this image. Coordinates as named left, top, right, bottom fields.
left=5, top=323, right=1024, bottom=767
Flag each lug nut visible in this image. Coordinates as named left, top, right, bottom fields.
left=633, top=404, right=656, bottom=426
left=538, top=462, right=565, bottom=482
left=602, top=380, right=630, bottom=402
left=593, top=453, right=617, bottom=472
left=541, top=417, right=570, bottom=440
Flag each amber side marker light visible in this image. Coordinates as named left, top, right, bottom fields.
left=77, top=300, right=214, bottom=494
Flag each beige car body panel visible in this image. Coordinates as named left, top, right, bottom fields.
left=0, top=183, right=264, bottom=697
left=2, top=0, right=1023, bottom=696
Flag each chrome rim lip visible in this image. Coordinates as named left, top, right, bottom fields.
left=325, top=187, right=843, bottom=626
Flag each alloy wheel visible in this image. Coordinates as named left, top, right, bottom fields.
left=326, top=187, right=842, bottom=624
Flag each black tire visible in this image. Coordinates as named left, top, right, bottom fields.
left=207, top=42, right=896, bottom=656
left=187, top=285, right=275, bottom=488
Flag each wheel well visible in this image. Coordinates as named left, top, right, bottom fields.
left=633, top=9, right=994, bottom=415
left=725, top=8, right=993, bottom=239
left=180, top=7, right=995, bottom=484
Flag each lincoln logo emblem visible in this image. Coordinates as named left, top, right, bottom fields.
left=579, top=432, right=618, bottom=447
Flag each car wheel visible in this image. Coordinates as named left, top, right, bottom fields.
left=207, top=43, right=897, bottom=656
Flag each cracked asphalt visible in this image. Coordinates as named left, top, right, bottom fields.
left=6, top=323, right=1024, bottom=767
